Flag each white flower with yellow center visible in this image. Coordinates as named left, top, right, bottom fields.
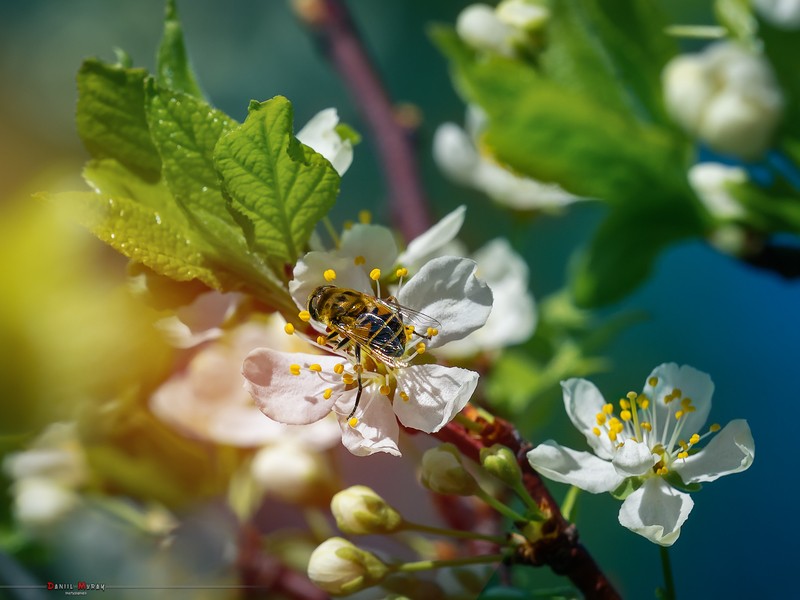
left=527, top=363, right=755, bottom=546
left=243, top=210, right=492, bottom=457
left=296, top=107, right=353, bottom=176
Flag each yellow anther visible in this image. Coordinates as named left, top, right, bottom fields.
left=672, top=388, right=683, bottom=398
left=426, top=327, right=438, bottom=337
left=638, top=396, right=650, bottom=410
left=595, top=413, right=607, bottom=426
left=284, top=323, right=295, bottom=335
left=626, top=391, right=637, bottom=401
left=677, top=451, right=689, bottom=460
left=353, top=364, right=363, bottom=373
left=308, top=363, right=322, bottom=372
left=685, top=405, right=696, bottom=413
left=348, top=416, right=359, bottom=428
left=354, top=255, right=366, bottom=265
left=657, top=467, right=669, bottom=476
left=415, top=342, right=426, bottom=354
left=620, top=410, right=632, bottom=422
left=675, top=410, right=684, bottom=420
left=333, top=363, right=345, bottom=375
left=399, top=391, right=409, bottom=402
left=317, top=335, right=327, bottom=346
left=678, top=440, right=688, bottom=450
left=343, top=220, right=353, bottom=230
left=603, top=403, right=614, bottom=415
left=608, top=418, right=623, bottom=433
left=369, top=268, right=381, bottom=281
left=358, top=209, right=372, bottom=224
left=592, top=427, right=601, bottom=436
left=689, top=433, right=700, bottom=445
left=406, top=325, right=415, bottom=335
left=709, top=423, right=721, bottom=432
left=379, top=384, right=391, bottom=396
left=608, top=430, right=618, bottom=442
left=323, top=269, right=337, bottom=282
left=396, top=267, right=408, bottom=278
left=648, top=376, right=658, bottom=387
left=289, top=364, right=301, bottom=376
left=299, top=310, right=311, bottom=322
left=619, top=398, right=631, bottom=410
left=342, top=373, right=355, bottom=385
left=323, top=388, right=333, bottom=400
left=681, top=397, right=693, bottom=408
left=641, top=422, right=652, bottom=431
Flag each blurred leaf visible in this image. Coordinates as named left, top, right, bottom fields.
left=731, top=180, right=800, bottom=234
left=714, top=0, right=757, bottom=39
left=758, top=16, right=800, bottom=140
left=214, top=96, right=340, bottom=269
left=47, top=158, right=222, bottom=288
left=541, top=0, right=675, bottom=126
left=76, top=59, right=161, bottom=181
left=156, top=0, right=203, bottom=98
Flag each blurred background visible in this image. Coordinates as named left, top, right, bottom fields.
left=0, top=0, right=795, bottom=598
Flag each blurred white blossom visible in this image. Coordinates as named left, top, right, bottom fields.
left=663, top=42, right=784, bottom=159
left=753, top=0, right=800, bottom=29
left=434, top=107, right=580, bottom=210
left=456, top=1, right=549, bottom=56
left=688, top=162, right=748, bottom=221
left=296, top=108, right=353, bottom=176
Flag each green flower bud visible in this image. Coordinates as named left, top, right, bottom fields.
left=331, top=485, right=403, bottom=535
left=480, top=444, right=523, bottom=488
left=307, top=537, right=389, bottom=595
left=420, top=444, right=479, bottom=496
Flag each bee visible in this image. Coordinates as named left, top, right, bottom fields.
left=306, top=285, right=441, bottom=418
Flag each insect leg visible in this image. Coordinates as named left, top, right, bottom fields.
left=348, top=344, right=363, bottom=420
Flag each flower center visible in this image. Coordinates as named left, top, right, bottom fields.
left=591, top=377, right=721, bottom=477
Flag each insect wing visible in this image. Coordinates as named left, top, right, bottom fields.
left=377, top=298, right=441, bottom=340
left=328, top=315, right=407, bottom=368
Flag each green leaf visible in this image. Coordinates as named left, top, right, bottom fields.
left=144, top=80, right=292, bottom=309
left=214, top=96, right=340, bottom=268
left=540, top=0, right=675, bottom=124
left=52, top=158, right=222, bottom=288
left=758, top=16, right=800, bottom=140
left=731, top=181, right=800, bottom=234
left=76, top=59, right=161, bottom=180
left=156, top=0, right=203, bottom=98
left=715, top=0, right=757, bottom=40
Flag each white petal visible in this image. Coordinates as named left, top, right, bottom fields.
left=688, top=163, right=748, bottom=220
left=672, top=419, right=754, bottom=483
left=296, top=108, right=353, bottom=176
left=527, top=441, right=625, bottom=493
left=396, top=206, right=466, bottom=270
left=473, top=160, right=579, bottom=210
left=432, top=124, right=480, bottom=185
left=242, top=349, right=343, bottom=425
left=339, top=391, right=401, bottom=457
left=643, top=363, right=713, bottom=442
left=612, top=441, right=658, bottom=477
left=289, top=251, right=373, bottom=310
left=339, top=224, right=398, bottom=274
left=392, top=365, right=478, bottom=433
left=397, top=256, right=492, bottom=347
left=456, top=3, right=515, bottom=56
left=561, top=378, right=615, bottom=460
left=618, top=478, right=694, bottom=546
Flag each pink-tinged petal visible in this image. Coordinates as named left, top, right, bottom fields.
left=618, top=477, right=694, bottom=546
left=289, top=251, right=372, bottom=311
left=672, top=419, right=754, bottom=483
left=339, top=224, right=398, bottom=274
left=396, top=205, right=466, bottom=270
left=339, top=391, right=401, bottom=457
left=397, top=256, right=492, bottom=347
left=393, top=365, right=478, bottom=433
left=242, top=349, right=343, bottom=425
left=527, top=441, right=625, bottom=493
left=643, top=363, right=713, bottom=439
left=612, top=440, right=658, bottom=477
left=561, top=378, right=615, bottom=460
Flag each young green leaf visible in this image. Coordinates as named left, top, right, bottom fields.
left=214, top=96, right=340, bottom=268
left=157, top=0, right=203, bottom=98
left=76, top=59, right=161, bottom=180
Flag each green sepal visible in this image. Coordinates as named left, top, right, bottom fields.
left=214, top=96, right=340, bottom=271
left=662, top=470, right=702, bottom=494
left=610, top=476, right=641, bottom=500
left=76, top=59, right=161, bottom=181
left=335, top=122, right=361, bottom=145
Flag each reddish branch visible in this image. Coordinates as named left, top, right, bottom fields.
left=435, top=406, right=621, bottom=600
left=294, top=0, right=433, bottom=240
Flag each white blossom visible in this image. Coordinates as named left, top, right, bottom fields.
left=688, top=163, right=748, bottom=221
left=753, top=0, right=800, bottom=29
left=296, top=108, right=353, bottom=176
left=527, top=364, right=754, bottom=546
left=307, top=537, right=388, bottom=595
left=663, top=42, right=784, bottom=159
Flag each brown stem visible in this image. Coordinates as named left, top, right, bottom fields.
left=434, top=406, right=621, bottom=600
left=293, top=0, right=433, bottom=240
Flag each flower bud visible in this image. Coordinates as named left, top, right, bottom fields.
left=688, top=163, right=747, bottom=221
left=753, top=0, right=800, bottom=30
left=296, top=108, right=353, bottom=176
left=331, top=485, right=403, bottom=535
left=663, top=42, right=784, bottom=160
left=456, top=4, right=516, bottom=56
left=420, top=444, right=479, bottom=496
left=251, top=442, right=334, bottom=505
left=307, top=537, right=389, bottom=595
left=480, top=444, right=523, bottom=488
left=496, top=0, right=550, bottom=31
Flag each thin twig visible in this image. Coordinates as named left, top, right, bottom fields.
left=293, top=0, right=433, bottom=239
